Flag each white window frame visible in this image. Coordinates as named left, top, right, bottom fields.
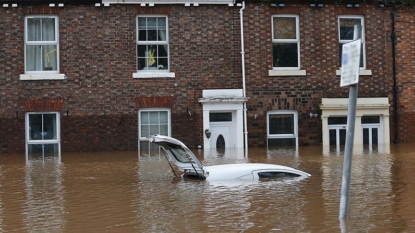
left=21, top=15, right=65, bottom=80
left=338, top=15, right=367, bottom=70
left=133, top=15, right=175, bottom=79
left=271, top=15, right=301, bottom=71
left=361, top=115, right=383, bottom=145
left=25, top=112, right=61, bottom=161
left=138, top=108, right=171, bottom=140
left=267, top=110, right=298, bottom=147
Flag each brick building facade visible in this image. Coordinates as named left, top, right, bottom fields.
left=0, top=0, right=409, bottom=156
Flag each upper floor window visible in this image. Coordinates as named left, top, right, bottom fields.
left=25, top=16, right=59, bottom=73
left=338, top=15, right=365, bottom=69
left=272, top=15, right=300, bottom=70
left=136, top=16, right=169, bottom=72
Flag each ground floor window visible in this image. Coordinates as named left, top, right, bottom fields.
left=328, top=117, right=347, bottom=148
left=328, top=115, right=383, bottom=152
left=267, top=110, right=298, bottom=149
left=138, top=108, right=171, bottom=155
left=25, top=112, right=60, bottom=161
left=320, top=97, right=390, bottom=154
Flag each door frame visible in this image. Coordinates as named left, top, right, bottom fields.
left=199, top=89, right=247, bottom=149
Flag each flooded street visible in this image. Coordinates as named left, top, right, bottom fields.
left=0, top=144, right=414, bottom=232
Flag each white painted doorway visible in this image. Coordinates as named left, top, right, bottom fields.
left=199, top=89, right=247, bottom=149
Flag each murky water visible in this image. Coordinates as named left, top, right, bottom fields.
left=0, top=144, right=414, bottom=232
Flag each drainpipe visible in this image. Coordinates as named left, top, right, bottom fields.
left=239, top=1, right=248, bottom=151
left=391, top=12, right=399, bottom=143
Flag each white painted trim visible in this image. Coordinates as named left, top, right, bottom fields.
left=268, top=70, right=306, bottom=76
left=20, top=74, right=66, bottom=80
left=133, top=72, right=175, bottom=78
left=336, top=69, right=372, bottom=76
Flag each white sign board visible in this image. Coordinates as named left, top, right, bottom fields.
left=340, top=39, right=361, bottom=87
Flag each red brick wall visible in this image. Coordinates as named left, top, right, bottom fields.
left=242, top=3, right=391, bottom=146
left=389, top=9, right=415, bottom=143
left=0, top=2, right=396, bottom=154
left=0, top=4, right=242, bottom=153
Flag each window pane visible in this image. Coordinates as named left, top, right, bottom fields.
left=329, top=129, right=337, bottom=145
left=26, top=45, right=42, bottom=71
left=158, top=58, right=168, bottom=70
left=27, top=18, right=56, bottom=42
left=159, top=111, right=168, bottom=124
left=150, top=125, right=159, bottom=135
left=141, top=125, right=149, bottom=137
left=147, top=17, right=156, bottom=28
left=268, top=138, right=296, bottom=147
left=158, top=29, right=167, bottom=42
left=29, top=114, right=43, bottom=140
left=148, top=29, right=157, bottom=41
left=160, top=125, right=168, bottom=136
left=149, top=112, right=159, bottom=124
left=340, top=129, right=346, bottom=145
left=141, top=112, right=149, bottom=124
left=158, top=45, right=167, bottom=57
left=28, top=143, right=59, bottom=160
left=43, top=114, right=57, bottom=140
left=269, top=114, right=294, bottom=134
left=273, top=17, right=296, bottom=39
left=372, top=128, right=378, bottom=144
left=339, top=18, right=361, bottom=40
left=27, top=18, right=41, bottom=41
left=273, top=43, right=298, bottom=67
left=158, top=17, right=166, bottom=27
left=210, top=113, right=232, bottom=122
left=328, top=117, right=347, bottom=125
left=43, top=45, right=57, bottom=71
left=42, top=18, right=56, bottom=41
left=26, top=45, right=57, bottom=71
left=363, top=128, right=369, bottom=144
left=362, top=116, right=380, bottom=124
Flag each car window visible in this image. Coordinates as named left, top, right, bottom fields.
left=257, top=171, right=301, bottom=179
left=169, top=148, right=193, bottom=163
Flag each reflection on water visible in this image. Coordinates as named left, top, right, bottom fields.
left=23, top=159, right=65, bottom=232
left=0, top=144, right=414, bottom=232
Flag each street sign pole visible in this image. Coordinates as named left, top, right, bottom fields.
left=339, top=25, right=362, bottom=219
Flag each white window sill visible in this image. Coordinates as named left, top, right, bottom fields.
left=268, top=70, right=306, bottom=76
left=336, top=70, right=372, bottom=76
left=133, top=72, right=175, bottom=78
left=20, top=74, right=66, bottom=80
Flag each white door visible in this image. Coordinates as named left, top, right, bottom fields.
left=210, top=122, right=232, bottom=149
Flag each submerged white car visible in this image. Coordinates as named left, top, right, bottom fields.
left=148, top=135, right=311, bottom=181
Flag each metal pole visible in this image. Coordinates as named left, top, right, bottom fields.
left=339, top=25, right=361, bottom=219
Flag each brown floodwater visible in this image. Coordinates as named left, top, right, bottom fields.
left=0, top=144, right=414, bottom=232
